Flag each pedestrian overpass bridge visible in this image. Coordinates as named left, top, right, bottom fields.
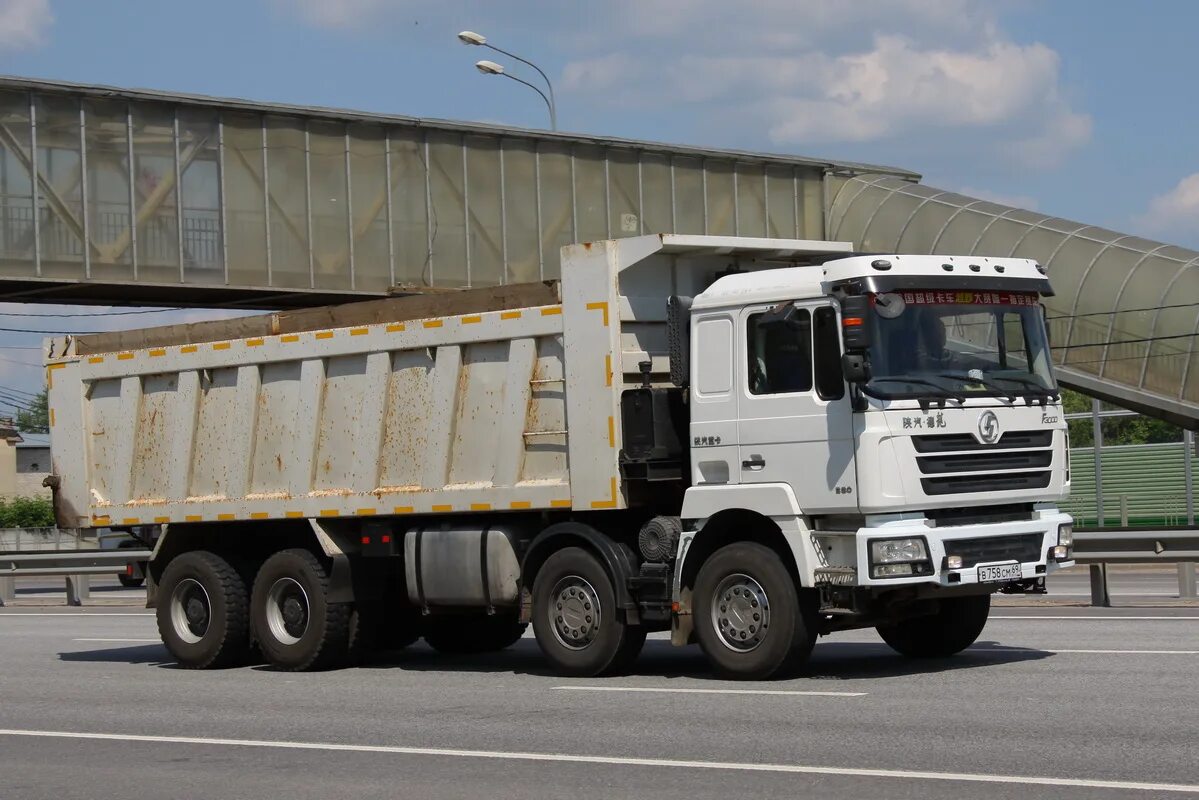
left=0, top=76, right=1194, bottom=428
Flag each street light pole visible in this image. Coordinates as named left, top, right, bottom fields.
left=475, top=61, right=557, bottom=131
left=458, top=31, right=557, bottom=131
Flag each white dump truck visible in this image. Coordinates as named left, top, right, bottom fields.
left=44, top=235, right=1073, bottom=678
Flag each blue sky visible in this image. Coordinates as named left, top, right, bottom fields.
left=0, top=0, right=1196, bottom=401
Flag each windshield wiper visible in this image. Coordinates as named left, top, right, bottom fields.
left=865, top=376, right=965, bottom=404
left=936, top=372, right=1017, bottom=402
left=987, top=374, right=1060, bottom=403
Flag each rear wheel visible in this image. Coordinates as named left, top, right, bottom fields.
left=424, top=613, right=527, bottom=654
left=156, top=550, right=250, bottom=669
left=877, top=594, right=991, bottom=658
left=693, top=542, right=814, bottom=680
left=532, top=547, right=639, bottom=677
left=251, top=549, right=350, bottom=671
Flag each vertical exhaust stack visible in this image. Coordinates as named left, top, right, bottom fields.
left=826, top=174, right=1199, bottom=428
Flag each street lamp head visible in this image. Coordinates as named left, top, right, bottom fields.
left=458, top=30, right=486, bottom=45
left=475, top=60, right=504, bottom=75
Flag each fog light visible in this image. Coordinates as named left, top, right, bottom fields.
left=1053, top=545, right=1069, bottom=560
left=873, top=563, right=914, bottom=578
left=946, top=555, right=963, bottom=570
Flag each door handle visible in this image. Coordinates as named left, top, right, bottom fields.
left=742, top=455, right=766, bottom=471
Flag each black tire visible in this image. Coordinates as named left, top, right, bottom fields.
left=156, top=550, right=251, bottom=669
left=251, top=549, right=351, bottom=671
left=877, top=593, right=991, bottom=658
left=532, top=547, right=637, bottom=677
left=424, top=613, right=527, bottom=654
left=117, top=572, right=145, bottom=588
left=693, top=541, right=814, bottom=680
left=347, top=599, right=423, bottom=661
left=610, top=625, right=647, bottom=674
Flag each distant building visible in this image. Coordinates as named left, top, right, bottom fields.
left=16, top=433, right=50, bottom=474
left=0, top=418, right=25, bottom=498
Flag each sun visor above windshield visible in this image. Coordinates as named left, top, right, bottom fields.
left=846, top=274, right=1054, bottom=297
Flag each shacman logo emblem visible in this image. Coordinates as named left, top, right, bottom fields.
left=977, top=410, right=1001, bottom=445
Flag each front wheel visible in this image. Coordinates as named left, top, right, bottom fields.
left=532, top=547, right=640, bottom=677
left=876, top=593, right=991, bottom=658
left=693, top=542, right=815, bottom=680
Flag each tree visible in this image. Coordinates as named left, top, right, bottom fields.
left=1063, top=388, right=1180, bottom=447
left=16, top=387, right=48, bottom=434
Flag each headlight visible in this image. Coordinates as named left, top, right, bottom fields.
left=1058, top=524, right=1073, bottom=547
left=870, top=537, right=929, bottom=564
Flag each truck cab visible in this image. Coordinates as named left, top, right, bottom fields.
left=673, top=251, right=1073, bottom=669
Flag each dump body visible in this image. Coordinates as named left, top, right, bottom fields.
left=46, top=285, right=588, bottom=528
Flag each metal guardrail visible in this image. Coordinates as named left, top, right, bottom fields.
left=0, top=525, right=151, bottom=606
left=1072, top=527, right=1198, bottom=606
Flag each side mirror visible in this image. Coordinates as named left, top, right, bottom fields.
left=842, top=352, right=871, bottom=383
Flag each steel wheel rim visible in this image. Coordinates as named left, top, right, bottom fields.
left=265, top=577, right=310, bottom=646
left=549, top=576, right=601, bottom=651
left=170, top=577, right=211, bottom=644
left=711, top=572, right=770, bottom=652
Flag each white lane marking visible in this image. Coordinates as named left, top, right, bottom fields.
left=991, top=615, right=1199, bottom=621
left=0, top=729, right=1195, bottom=794
left=72, top=638, right=160, bottom=643
left=0, top=613, right=153, bottom=617
left=555, top=686, right=865, bottom=698
left=1048, top=593, right=1179, bottom=598
left=973, top=647, right=1199, bottom=655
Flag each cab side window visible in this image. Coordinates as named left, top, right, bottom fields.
left=747, top=309, right=813, bottom=395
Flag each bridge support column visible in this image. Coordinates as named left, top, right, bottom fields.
left=0, top=576, right=13, bottom=606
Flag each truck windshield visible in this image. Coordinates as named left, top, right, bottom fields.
left=865, top=290, right=1057, bottom=400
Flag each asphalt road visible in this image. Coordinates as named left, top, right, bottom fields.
left=0, top=607, right=1196, bottom=799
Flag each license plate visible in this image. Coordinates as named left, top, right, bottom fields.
left=977, top=562, right=1022, bottom=583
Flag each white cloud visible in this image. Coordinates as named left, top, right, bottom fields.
left=1135, top=173, right=1199, bottom=237
left=0, top=0, right=51, bottom=50
left=559, top=2, right=1089, bottom=168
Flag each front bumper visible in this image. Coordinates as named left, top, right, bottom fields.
left=853, top=508, right=1073, bottom=588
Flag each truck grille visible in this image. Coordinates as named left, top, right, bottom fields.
left=913, top=430, right=1054, bottom=495
left=944, top=533, right=1045, bottom=568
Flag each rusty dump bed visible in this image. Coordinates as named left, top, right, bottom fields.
left=70, top=282, right=560, bottom=356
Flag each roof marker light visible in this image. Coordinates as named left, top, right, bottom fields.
left=871, top=259, right=892, bottom=271
left=969, top=264, right=981, bottom=272
left=995, top=265, right=1006, bottom=273
left=941, top=263, right=954, bottom=271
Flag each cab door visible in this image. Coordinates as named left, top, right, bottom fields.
left=736, top=302, right=857, bottom=512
